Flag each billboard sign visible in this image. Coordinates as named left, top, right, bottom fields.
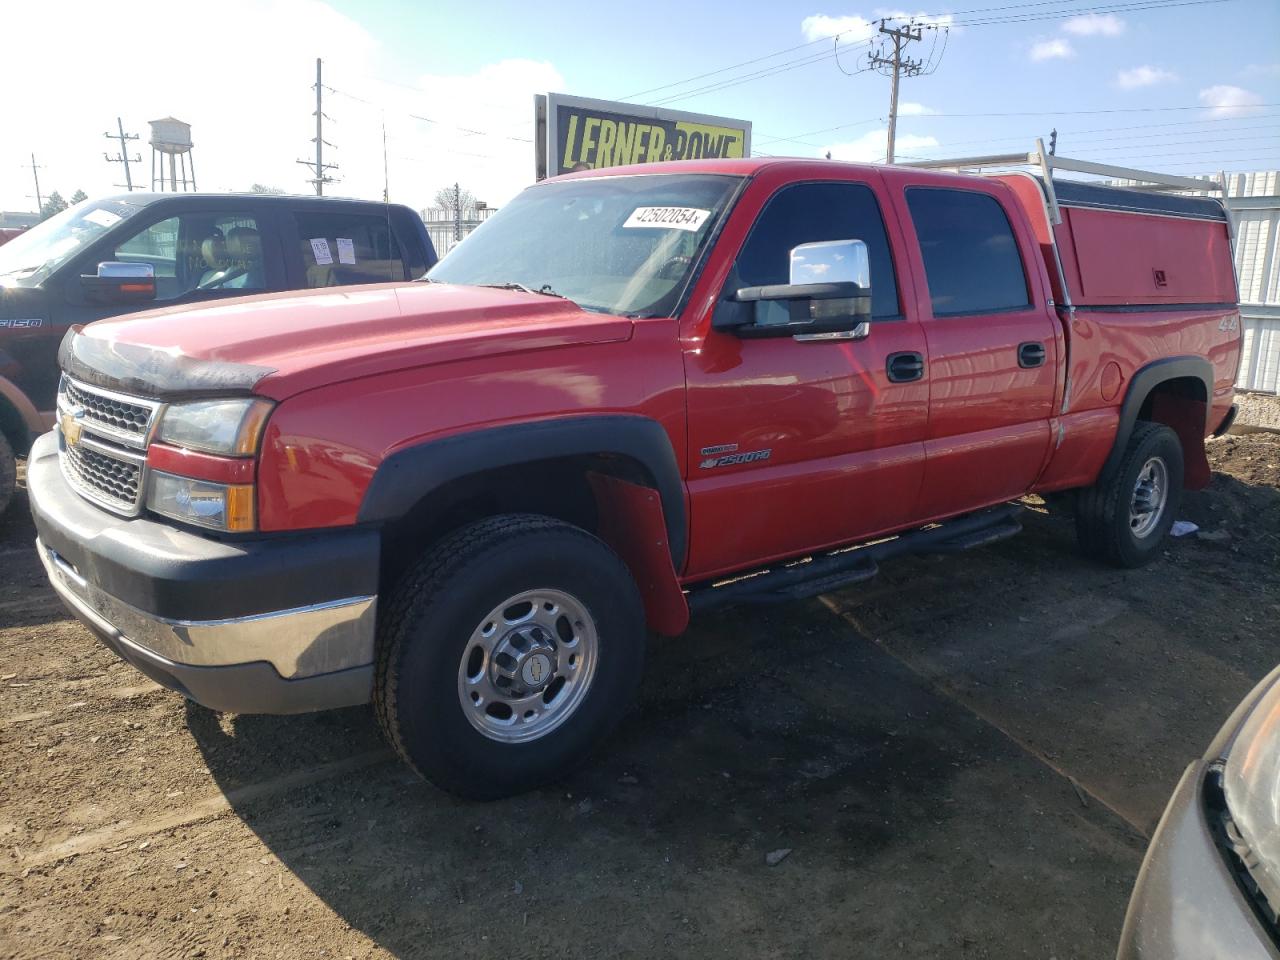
left=534, top=93, right=751, bottom=180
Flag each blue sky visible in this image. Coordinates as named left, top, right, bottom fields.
left=331, top=0, right=1279, bottom=171
left=1, top=0, right=1277, bottom=213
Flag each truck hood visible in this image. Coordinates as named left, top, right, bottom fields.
left=60, top=282, right=635, bottom=400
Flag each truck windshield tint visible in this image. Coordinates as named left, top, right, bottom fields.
left=0, top=199, right=145, bottom=288
left=427, top=174, right=741, bottom=317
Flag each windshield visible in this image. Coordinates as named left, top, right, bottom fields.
left=427, top=174, right=741, bottom=317
left=0, top=198, right=145, bottom=288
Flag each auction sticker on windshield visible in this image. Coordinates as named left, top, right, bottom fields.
left=623, top=207, right=710, bottom=231
left=83, top=208, right=121, bottom=228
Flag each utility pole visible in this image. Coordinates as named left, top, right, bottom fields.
left=453, top=182, right=462, bottom=242
left=103, top=118, right=140, bottom=191
left=28, top=154, right=44, bottom=213
left=381, top=121, right=389, bottom=202
left=869, top=21, right=924, bottom=164
left=296, top=57, right=337, bottom=195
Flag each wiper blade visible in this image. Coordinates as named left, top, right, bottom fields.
left=481, top=282, right=567, bottom=300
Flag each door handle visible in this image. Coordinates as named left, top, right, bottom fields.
left=886, top=351, right=925, bottom=383
left=1018, top=341, right=1047, bottom=368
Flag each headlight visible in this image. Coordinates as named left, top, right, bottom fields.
left=146, top=471, right=255, bottom=531
left=156, top=398, right=272, bottom=455
left=1224, top=676, right=1280, bottom=912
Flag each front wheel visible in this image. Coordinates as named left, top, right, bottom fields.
left=1076, top=421, right=1184, bottom=568
left=374, top=514, right=646, bottom=800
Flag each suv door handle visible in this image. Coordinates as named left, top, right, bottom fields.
left=1018, top=341, right=1047, bottom=368
left=886, top=351, right=925, bottom=383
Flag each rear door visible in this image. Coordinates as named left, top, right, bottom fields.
left=284, top=208, right=413, bottom=290
left=883, top=173, right=1059, bottom=519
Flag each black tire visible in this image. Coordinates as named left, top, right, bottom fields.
left=0, top=430, right=15, bottom=517
left=1076, top=421, right=1184, bottom=568
left=375, top=513, right=646, bottom=800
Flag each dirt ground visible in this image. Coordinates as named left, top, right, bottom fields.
left=1, top=433, right=1277, bottom=960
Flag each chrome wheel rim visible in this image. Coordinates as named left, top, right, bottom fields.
left=457, top=588, right=599, bottom=744
left=1129, top=456, right=1169, bottom=539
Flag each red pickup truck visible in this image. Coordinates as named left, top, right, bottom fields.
left=27, top=156, right=1240, bottom=798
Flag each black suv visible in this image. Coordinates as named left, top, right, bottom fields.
left=0, top=193, right=437, bottom=513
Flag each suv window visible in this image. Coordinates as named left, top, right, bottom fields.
left=905, top=188, right=1029, bottom=316
left=735, top=181, right=901, bottom=321
left=112, top=212, right=265, bottom=301
left=294, top=212, right=406, bottom=287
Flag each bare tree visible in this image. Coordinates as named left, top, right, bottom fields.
left=433, top=185, right=476, bottom=215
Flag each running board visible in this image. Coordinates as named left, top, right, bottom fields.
left=686, top=503, right=1023, bottom=614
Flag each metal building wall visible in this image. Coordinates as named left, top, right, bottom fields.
left=1225, top=171, right=1280, bottom=394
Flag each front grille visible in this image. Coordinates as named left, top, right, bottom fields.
left=62, top=437, right=144, bottom=512
left=60, top=377, right=158, bottom=448
left=56, top=377, right=159, bottom=516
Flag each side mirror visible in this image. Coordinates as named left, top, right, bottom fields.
left=718, top=239, right=872, bottom=340
left=81, top=262, right=156, bottom=305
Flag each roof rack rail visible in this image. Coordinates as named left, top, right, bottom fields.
left=902, top=137, right=1226, bottom=226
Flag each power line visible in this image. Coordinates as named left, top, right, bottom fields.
left=889, top=113, right=1278, bottom=153
left=630, top=0, right=1234, bottom=108
left=946, top=0, right=1232, bottom=25
left=620, top=0, right=1103, bottom=101
left=755, top=105, right=1276, bottom=153
left=325, top=83, right=532, bottom=142
left=648, top=42, right=874, bottom=106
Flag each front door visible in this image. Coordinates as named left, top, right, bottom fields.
left=682, top=176, right=930, bottom=581
left=884, top=173, right=1060, bottom=520
left=38, top=206, right=282, bottom=411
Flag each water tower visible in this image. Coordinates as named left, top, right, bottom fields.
left=149, top=117, right=196, bottom=192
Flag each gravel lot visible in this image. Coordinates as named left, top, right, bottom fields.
left=2, top=432, right=1277, bottom=960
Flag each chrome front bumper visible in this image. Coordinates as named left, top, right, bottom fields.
left=38, top=536, right=377, bottom=714
left=39, top=537, right=375, bottom=678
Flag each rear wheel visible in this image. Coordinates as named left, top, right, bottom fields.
left=1076, top=421, right=1184, bottom=568
left=374, top=514, right=646, bottom=800
left=0, top=431, right=15, bottom=517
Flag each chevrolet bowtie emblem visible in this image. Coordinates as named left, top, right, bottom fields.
left=61, top=407, right=86, bottom=446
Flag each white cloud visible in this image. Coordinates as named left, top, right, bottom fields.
left=821, top=128, right=939, bottom=163
left=1116, top=66, right=1177, bottom=89
left=897, top=102, right=935, bottom=116
left=1199, top=84, right=1265, bottom=118
left=1030, top=38, right=1075, bottom=62
left=801, top=14, right=878, bottom=43
left=0, top=0, right=558, bottom=213
left=1062, top=13, right=1125, bottom=36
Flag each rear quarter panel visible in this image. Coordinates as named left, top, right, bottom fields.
left=998, top=176, right=1241, bottom=491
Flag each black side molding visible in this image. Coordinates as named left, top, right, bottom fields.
left=358, top=415, right=688, bottom=568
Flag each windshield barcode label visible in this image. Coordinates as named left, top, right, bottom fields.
left=622, top=207, right=710, bottom=231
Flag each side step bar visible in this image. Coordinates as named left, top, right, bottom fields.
left=686, top=503, right=1023, bottom=614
